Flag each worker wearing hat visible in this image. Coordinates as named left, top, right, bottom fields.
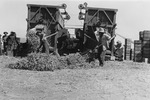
left=94, top=26, right=111, bottom=66
left=94, top=27, right=105, bottom=42
left=6, top=31, right=19, bottom=57
left=27, top=15, right=51, bottom=54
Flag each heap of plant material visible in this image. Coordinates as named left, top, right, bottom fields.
left=8, top=53, right=94, bottom=71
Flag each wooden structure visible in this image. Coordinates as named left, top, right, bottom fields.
left=26, top=4, right=70, bottom=47
left=78, top=3, right=118, bottom=55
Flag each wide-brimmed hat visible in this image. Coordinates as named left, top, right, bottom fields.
left=98, top=27, right=105, bottom=33
left=3, top=32, right=8, bottom=34
left=10, top=31, right=16, bottom=36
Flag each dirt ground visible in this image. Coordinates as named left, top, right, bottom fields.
left=0, top=56, right=150, bottom=100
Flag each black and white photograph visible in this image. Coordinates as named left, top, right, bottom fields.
left=0, top=0, right=150, bottom=99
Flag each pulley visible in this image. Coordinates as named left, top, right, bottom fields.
left=61, top=3, right=67, bottom=9
left=78, top=4, right=84, bottom=9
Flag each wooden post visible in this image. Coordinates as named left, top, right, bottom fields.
left=111, top=11, right=117, bottom=57
left=130, top=49, right=132, bottom=60
left=124, top=43, right=126, bottom=60
left=0, top=36, right=2, bottom=55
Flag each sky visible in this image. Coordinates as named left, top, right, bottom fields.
left=0, top=0, right=150, bottom=45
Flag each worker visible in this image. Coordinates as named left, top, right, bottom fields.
left=6, top=31, right=19, bottom=56
left=114, top=40, right=123, bottom=61
left=94, top=26, right=111, bottom=66
left=26, top=17, right=49, bottom=54
left=2, top=32, right=8, bottom=55
left=26, top=26, right=41, bottom=53
left=35, top=18, right=49, bottom=54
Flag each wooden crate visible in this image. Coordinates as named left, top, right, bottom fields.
left=134, top=40, right=143, bottom=62
left=142, top=40, right=150, bottom=48
left=143, top=48, right=150, bottom=58
left=143, top=30, right=150, bottom=40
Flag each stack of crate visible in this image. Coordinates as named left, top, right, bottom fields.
left=142, top=31, right=150, bottom=59
left=124, top=38, right=132, bottom=60
left=138, top=30, right=150, bottom=63
left=133, top=40, right=143, bottom=62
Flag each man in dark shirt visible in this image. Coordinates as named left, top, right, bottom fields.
left=2, top=32, right=8, bottom=55
left=6, top=31, right=19, bottom=56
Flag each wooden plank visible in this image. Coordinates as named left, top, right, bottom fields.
left=27, top=4, right=63, bottom=9
left=30, top=7, right=41, bottom=21
left=85, top=10, right=99, bottom=24
left=103, top=10, right=113, bottom=25
left=45, top=7, right=64, bottom=29
left=86, top=6, right=118, bottom=12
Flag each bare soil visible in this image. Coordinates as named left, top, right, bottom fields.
left=0, top=56, right=150, bottom=100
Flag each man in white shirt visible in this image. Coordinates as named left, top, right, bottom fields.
left=26, top=19, right=48, bottom=53
left=94, top=26, right=111, bottom=66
